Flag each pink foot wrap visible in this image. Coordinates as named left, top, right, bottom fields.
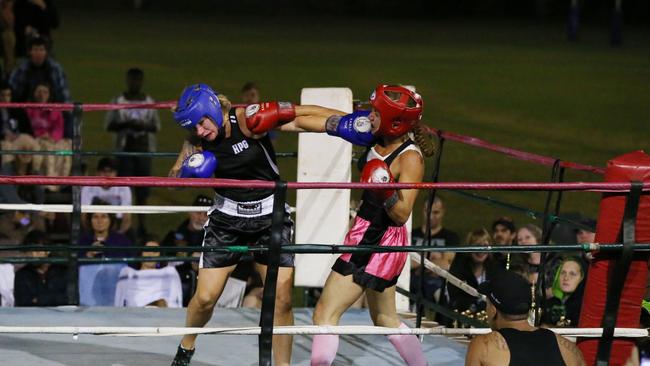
left=311, top=334, right=339, bottom=366
left=387, top=323, right=427, bottom=366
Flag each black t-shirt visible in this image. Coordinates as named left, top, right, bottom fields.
left=496, top=328, right=565, bottom=366
left=411, top=227, right=460, bottom=248
left=200, top=109, right=279, bottom=202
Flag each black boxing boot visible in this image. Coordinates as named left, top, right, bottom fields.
left=171, top=344, right=195, bottom=366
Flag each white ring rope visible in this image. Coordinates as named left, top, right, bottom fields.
left=0, top=325, right=645, bottom=338
left=0, top=204, right=296, bottom=214
left=409, top=253, right=484, bottom=299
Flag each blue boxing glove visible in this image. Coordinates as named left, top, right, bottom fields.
left=325, top=110, right=375, bottom=147
left=179, top=151, right=218, bottom=178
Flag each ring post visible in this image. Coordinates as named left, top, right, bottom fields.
left=67, top=102, right=83, bottom=305
left=259, top=181, right=287, bottom=366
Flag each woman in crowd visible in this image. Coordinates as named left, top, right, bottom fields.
left=26, top=82, right=70, bottom=183
left=513, top=224, right=542, bottom=283
left=543, top=257, right=585, bottom=327
left=448, top=228, right=501, bottom=313
left=79, top=208, right=133, bottom=259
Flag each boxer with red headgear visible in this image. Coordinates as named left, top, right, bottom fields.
left=245, top=84, right=435, bottom=365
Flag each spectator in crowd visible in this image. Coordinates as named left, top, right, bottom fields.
left=466, top=270, right=585, bottom=366
left=79, top=208, right=133, bottom=259
left=14, top=229, right=68, bottom=306
left=447, top=228, right=501, bottom=313
left=240, top=81, right=259, bottom=104
left=26, top=81, right=70, bottom=184
left=0, top=210, right=45, bottom=244
left=512, top=224, right=542, bottom=283
left=0, top=84, right=42, bottom=203
left=162, top=194, right=210, bottom=306
left=114, top=238, right=182, bottom=308
left=162, top=194, right=209, bottom=255
left=410, top=197, right=459, bottom=303
left=8, top=37, right=71, bottom=137
left=81, top=158, right=132, bottom=235
left=0, top=82, right=30, bottom=136
left=543, top=257, right=586, bottom=327
left=575, top=218, right=596, bottom=244
left=105, top=67, right=161, bottom=237
left=0, top=0, right=16, bottom=76
left=492, top=216, right=516, bottom=268
left=13, top=0, right=58, bottom=56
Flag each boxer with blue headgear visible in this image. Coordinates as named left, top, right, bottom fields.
left=168, top=84, right=297, bottom=366
left=173, top=84, right=223, bottom=130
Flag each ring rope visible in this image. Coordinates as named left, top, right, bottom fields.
left=0, top=203, right=296, bottom=214
left=0, top=175, right=647, bottom=192
left=0, top=325, right=644, bottom=338
left=409, top=252, right=483, bottom=299
left=0, top=102, right=605, bottom=175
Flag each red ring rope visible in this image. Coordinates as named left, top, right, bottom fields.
left=0, top=175, right=646, bottom=192
left=0, top=101, right=605, bottom=175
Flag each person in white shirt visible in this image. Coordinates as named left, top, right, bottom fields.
left=81, top=157, right=132, bottom=235
left=0, top=263, right=14, bottom=307
left=114, top=238, right=182, bottom=308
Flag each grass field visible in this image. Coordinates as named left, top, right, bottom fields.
left=52, top=10, right=650, bottom=240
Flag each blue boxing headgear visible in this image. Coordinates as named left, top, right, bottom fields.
left=173, top=84, right=223, bottom=129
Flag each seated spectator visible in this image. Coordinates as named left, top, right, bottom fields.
left=512, top=224, right=542, bottom=284
left=8, top=37, right=70, bottom=136
left=0, top=210, right=46, bottom=244
left=410, top=197, right=459, bottom=304
left=0, top=123, right=43, bottom=204
left=13, top=0, right=58, bottom=56
left=81, top=158, right=132, bottom=235
left=14, top=230, right=67, bottom=306
left=162, top=194, right=209, bottom=306
left=543, top=257, right=585, bottom=327
left=491, top=216, right=516, bottom=268
left=26, top=82, right=70, bottom=184
left=447, top=228, right=501, bottom=313
left=0, top=0, right=16, bottom=76
left=105, top=67, right=161, bottom=237
left=0, top=82, right=30, bottom=136
left=575, top=218, right=596, bottom=244
left=174, top=251, right=200, bottom=307
left=114, top=238, right=182, bottom=308
left=162, top=194, right=209, bottom=255
left=79, top=209, right=133, bottom=258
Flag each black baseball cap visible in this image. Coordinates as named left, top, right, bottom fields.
left=192, top=194, right=212, bottom=206
left=478, top=270, right=532, bottom=316
left=492, top=217, right=516, bottom=233
left=574, top=218, right=597, bottom=233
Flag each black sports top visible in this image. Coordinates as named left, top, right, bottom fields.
left=200, top=108, right=279, bottom=202
left=496, top=328, right=566, bottom=366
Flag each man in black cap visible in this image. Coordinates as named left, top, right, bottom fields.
left=465, top=270, right=585, bottom=366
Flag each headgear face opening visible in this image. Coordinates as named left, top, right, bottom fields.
left=369, top=85, right=423, bottom=137
left=173, top=84, right=223, bottom=130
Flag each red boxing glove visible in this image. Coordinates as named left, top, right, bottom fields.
left=245, top=101, right=296, bottom=134
left=360, top=159, right=399, bottom=208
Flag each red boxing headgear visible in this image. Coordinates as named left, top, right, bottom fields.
left=369, top=85, right=423, bottom=137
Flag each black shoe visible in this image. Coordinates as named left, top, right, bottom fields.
left=171, top=345, right=195, bottom=366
